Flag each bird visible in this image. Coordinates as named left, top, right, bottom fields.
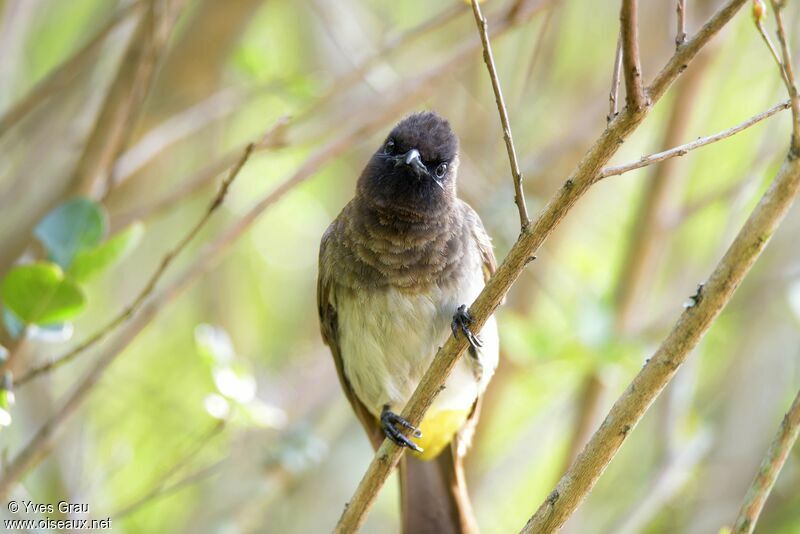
left=317, top=111, right=499, bottom=533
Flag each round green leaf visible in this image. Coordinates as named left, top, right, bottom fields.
left=34, top=197, right=107, bottom=268
left=69, top=221, right=144, bottom=282
left=1, top=262, right=86, bottom=325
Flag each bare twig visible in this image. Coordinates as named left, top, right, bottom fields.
left=608, top=32, right=624, bottom=122
left=0, top=1, right=142, bottom=137
left=599, top=100, right=790, bottom=180
left=754, top=13, right=789, bottom=87
left=334, top=2, right=750, bottom=532
left=14, top=143, right=256, bottom=386
left=677, top=0, right=687, bottom=47
left=732, top=389, right=800, bottom=534
left=620, top=0, right=647, bottom=110
left=768, top=0, right=800, bottom=153
left=470, top=0, right=530, bottom=229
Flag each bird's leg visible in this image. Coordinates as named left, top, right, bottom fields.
left=451, top=304, right=483, bottom=357
left=381, top=404, right=423, bottom=453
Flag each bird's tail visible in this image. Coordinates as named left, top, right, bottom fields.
left=399, top=444, right=479, bottom=534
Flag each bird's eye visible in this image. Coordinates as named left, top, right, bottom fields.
left=435, top=162, right=448, bottom=178
left=384, top=139, right=395, bottom=154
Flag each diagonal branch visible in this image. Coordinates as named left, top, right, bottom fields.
left=333, top=1, right=750, bottom=532
left=620, top=0, right=646, bottom=110
left=732, top=388, right=800, bottom=534
left=470, top=0, right=530, bottom=229
left=598, top=99, right=791, bottom=180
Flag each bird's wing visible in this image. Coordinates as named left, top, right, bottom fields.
left=317, top=222, right=384, bottom=450
left=465, top=202, right=497, bottom=282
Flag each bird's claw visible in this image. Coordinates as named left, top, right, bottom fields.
left=381, top=406, right=423, bottom=453
left=451, top=304, right=483, bottom=351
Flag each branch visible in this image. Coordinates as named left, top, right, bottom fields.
left=470, top=0, right=530, bottom=229
left=14, top=141, right=257, bottom=387
left=620, top=0, right=646, bottom=110
left=334, top=2, right=750, bottom=531
left=522, top=114, right=800, bottom=534
left=0, top=1, right=142, bottom=138
left=608, top=32, right=623, bottom=122
left=599, top=99, right=791, bottom=180
left=676, top=1, right=687, bottom=47
left=732, top=388, right=800, bottom=534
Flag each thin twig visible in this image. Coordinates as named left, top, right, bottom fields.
left=732, top=389, right=800, bottom=534
left=609, top=31, right=623, bottom=122
left=470, top=0, right=530, bottom=229
left=598, top=100, right=790, bottom=180
left=14, top=143, right=256, bottom=386
left=0, top=1, right=143, bottom=138
left=754, top=19, right=789, bottom=87
left=334, top=2, right=750, bottom=532
left=768, top=0, right=800, bottom=153
left=676, top=0, right=687, bottom=47
left=620, top=0, right=647, bottom=110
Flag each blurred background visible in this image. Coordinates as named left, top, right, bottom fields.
left=0, top=0, right=799, bottom=532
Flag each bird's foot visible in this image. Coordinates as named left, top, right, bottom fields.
left=381, top=405, right=423, bottom=453
left=451, top=304, right=483, bottom=354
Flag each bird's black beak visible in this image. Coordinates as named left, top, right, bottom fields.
left=395, top=148, right=429, bottom=178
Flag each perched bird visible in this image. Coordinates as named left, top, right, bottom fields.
left=317, top=111, right=498, bottom=533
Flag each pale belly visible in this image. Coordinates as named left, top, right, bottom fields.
left=335, top=272, right=499, bottom=419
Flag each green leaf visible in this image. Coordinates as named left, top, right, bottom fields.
left=69, top=221, right=144, bottom=282
left=34, top=197, right=107, bottom=268
left=1, top=263, right=86, bottom=325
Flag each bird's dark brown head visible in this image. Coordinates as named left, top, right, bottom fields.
left=357, top=111, right=459, bottom=215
